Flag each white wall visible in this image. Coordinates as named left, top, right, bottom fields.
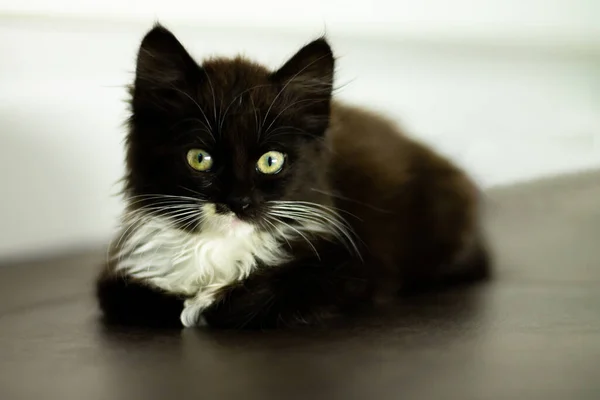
left=2, top=1, right=599, bottom=49
left=0, top=4, right=599, bottom=260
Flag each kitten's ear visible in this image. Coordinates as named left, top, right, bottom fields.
left=132, top=24, right=199, bottom=112
left=272, top=38, right=335, bottom=99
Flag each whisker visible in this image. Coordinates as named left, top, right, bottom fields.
left=126, top=193, right=206, bottom=203
left=264, top=126, right=326, bottom=143
left=175, top=212, right=203, bottom=233
left=123, top=195, right=206, bottom=212
left=107, top=217, right=144, bottom=264
left=274, top=211, right=362, bottom=261
left=263, top=98, right=320, bottom=136
left=144, top=208, right=200, bottom=221
left=219, top=84, right=272, bottom=132
left=169, top=86, right=214, bottom=141
left=267, top=201, right=364, bottom=260
left=202, top=68, right=218, bottom=127
left=112, top=204, right=202, bottom=264
left=250, top=94, right=260, bottom=134
left=262, top=217, right=293, bottom=251
left=310, top=188, right=393, bottom=214
left=177, top=185, right=209, bottom=199
left=265, top=214, right=321, bottom=261
left=270, top=200, right=362, bottom=221
left=269, top=202, right=357, bottom=227
left=144, top=214, right=199, bottom=270
left=116, top=212, right=194, bottom=268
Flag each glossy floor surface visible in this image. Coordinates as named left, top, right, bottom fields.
left=1, top=171, right=598, bottom=399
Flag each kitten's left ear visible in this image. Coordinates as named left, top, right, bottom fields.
left=272, top=38, right=335, bottom=99
left=132, top=24, right=200, bottom=114
left=135, top=24, right=198, bottom=87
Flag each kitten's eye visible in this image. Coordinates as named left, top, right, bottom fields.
left=186, top=149, right=213, bottom=171
left=256, top=151, right=286, bottom=175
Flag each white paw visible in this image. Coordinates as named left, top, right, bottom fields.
left=180, top=299, right=208, bottom=328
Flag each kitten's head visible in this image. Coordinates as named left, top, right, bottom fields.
left=124, top=25, right=336, bottom=234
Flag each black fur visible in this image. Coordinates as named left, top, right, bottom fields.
left=96, top=274, right=184, bottom=328
left=96, top=24, right=491, bottom=330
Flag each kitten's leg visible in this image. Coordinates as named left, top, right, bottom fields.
left=420, top=170, right=492, bottom=288
left=202, top=247, right=371, bottom=330
left=96, top=268, right=185, bottom=328
left=180, top=293, right=216, bottom=327
left=442, top=235, right=491, bottom=285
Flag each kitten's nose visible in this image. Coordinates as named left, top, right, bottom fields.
left=226, top=196, right=251, bottom=215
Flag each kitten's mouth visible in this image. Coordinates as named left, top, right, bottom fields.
left=218, top=213, right=255, bottom=236
left=200, top=203, right=256, bottom=234
left=229, top=216, right=244, bottom=228
left=213, top=202, right=263, bottom=224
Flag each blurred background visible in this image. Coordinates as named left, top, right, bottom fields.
left=0, top=1, right=598, bottom=261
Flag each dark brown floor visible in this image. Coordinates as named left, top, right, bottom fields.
left=1, top=171, right=599, bottom=400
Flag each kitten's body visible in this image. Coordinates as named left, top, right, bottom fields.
left=97, top=25, right=490, bottom=329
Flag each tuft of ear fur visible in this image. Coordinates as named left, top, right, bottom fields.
left=132, top=24, right=200, bottom=113
left=271, top=38, right=335, bottom=133
left=272, top=37, right=335, bottom=99
left=135, top=23, right=198, bottom=86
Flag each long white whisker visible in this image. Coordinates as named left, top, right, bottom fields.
left=270, top=200, right=362, bottom=221
left=273, top=211, right=362, bottom=261
left=176, top=212, right=203, bottom=233
left=263, top=216, right=293, bottom=250
left=269, top=202, right=356, bottom=227
left=112, top=208, right=159, bottom=252
left=144, top=215, right=197, bottom=271
left=266, top=214, right=321, bottom=261
left=170, top=86, right=214, bottom=141
left=250, top=94, right=259, bottom=134
left=137, top=204, right=199, bottom=214
left=177, top=185, right=209, bottom=199
left=107, top=217, right=144, bottom=264
left=263, top=126, right=326, bottom=143
left=126, top=193, right=206, bottom=204
left=268, top=201, right=363, bottom=260
left=112, top=206, right=201, bottom=264
left=117, top=214, right=190, bottom=267
left=310, top=188, right=392, bottom=213
left=219, top=84, right=271, bottom=132
left=269, top=209, right=346, bottom=238
left=148, top=209, right=200, bottom=222
left=263, top=98, right=319, bottom=136
left=202, top=69, right=218, bottom=126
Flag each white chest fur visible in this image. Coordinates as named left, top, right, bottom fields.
left=114, top=209, right=288, bottom=327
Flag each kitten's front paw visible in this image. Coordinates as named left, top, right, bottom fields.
left=180, top=299, right=209, bottom=327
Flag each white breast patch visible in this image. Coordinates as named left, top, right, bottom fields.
left=113, top=205, right=288, bottom=327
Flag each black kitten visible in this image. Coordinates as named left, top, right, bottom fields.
left=96, top=24, right=490, bottom=329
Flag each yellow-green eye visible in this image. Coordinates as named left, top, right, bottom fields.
left=256, top=151, right=286, bottom=174
left=186, top=149, right=213, bottom=171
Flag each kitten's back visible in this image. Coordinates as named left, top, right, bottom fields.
left=328, top=102, right=487, bottom=292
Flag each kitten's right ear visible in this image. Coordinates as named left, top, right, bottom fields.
left=132, top=24, right=199, bottom=111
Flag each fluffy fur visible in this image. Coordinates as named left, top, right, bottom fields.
left=113, top=204, right=288, bottom=326
left=96, top=24, right=490, bottom=330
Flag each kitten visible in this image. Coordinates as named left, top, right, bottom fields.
left=96, top=24, right=490, bottom=329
